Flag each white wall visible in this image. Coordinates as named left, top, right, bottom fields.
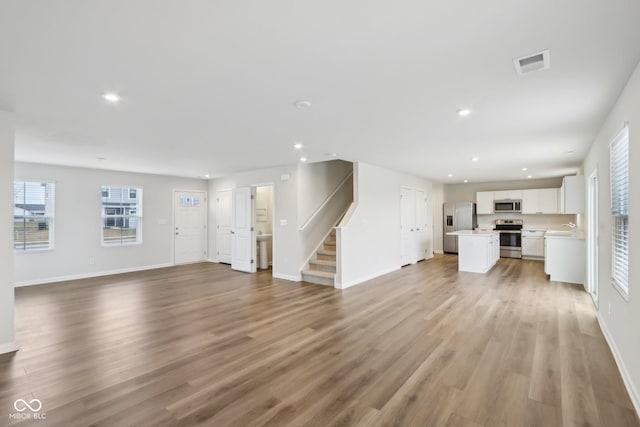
left=14, top=162, right=207, bottom=286
left=337, top=162, right=433, bottom=288
left=0, top=111, right=15, bottom=353
left=208, top=160, right=353, bottom=281
left=209, top=164, right=301, bottom=280
left=432, top=183, right=443, bottom=253
left=583, top=61, right=640, bottom=413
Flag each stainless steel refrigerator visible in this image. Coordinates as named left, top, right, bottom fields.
left=443, top=202, right=478, bottom=254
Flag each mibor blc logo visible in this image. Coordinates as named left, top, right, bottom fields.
left=9, top=398, right=46, bottom=421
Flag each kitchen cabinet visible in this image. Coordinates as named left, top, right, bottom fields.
left=476, top=191, right=494, bottom=214
left=560, top=176, right=585, bottom=214
left=545, top=233, right=585, bottom=284
left=522, top=230, right=544, bottom=258
left=522, top=188, right=560, bottom=214
left=447, top=231, right=499, bottom=273
left=494, top=190, right=522, bottom=200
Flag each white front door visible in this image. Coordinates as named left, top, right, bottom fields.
left=174, top=191, right=207, bottom=265
left=401, top=187, right=416, bottom=266
left=216, top=189, right=232, bottom=264
left=231, top=187, right=256, bottom=273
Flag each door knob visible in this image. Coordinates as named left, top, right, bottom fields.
left=230, top=230, right=235, bottom=234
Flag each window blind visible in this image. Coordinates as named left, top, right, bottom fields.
left=609, top=125, right=629, bottom=294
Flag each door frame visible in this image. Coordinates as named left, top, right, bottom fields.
left=587, top=169, right=599, bottom=306
left=252, top=182, right=275, bottom=274
left=172, top=189, right=208, bottom=265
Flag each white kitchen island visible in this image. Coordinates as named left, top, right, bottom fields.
left=446, top=230, right=500, bottom=273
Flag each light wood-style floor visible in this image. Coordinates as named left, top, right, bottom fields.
left=1, top=255, right=638, bottom=426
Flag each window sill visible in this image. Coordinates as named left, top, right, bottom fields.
left=612, top=281, right=629, bottom=302
left=101, top=241, right=143, bottom=248
left=14, top=247, right=54, bottom=254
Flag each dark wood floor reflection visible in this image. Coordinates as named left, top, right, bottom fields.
left=1, top=256, right=638, bottom=426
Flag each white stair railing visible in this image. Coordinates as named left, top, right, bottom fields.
left=298, top=172, right=353, bottom=232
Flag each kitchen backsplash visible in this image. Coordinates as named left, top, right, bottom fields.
left=477, top=213, right=578, bottom=230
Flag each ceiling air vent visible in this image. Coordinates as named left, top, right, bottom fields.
left=513, top=50, right=550, bottom=76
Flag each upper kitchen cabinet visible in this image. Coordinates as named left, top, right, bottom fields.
left=493, top=190, right=522, bottom=200
left=522, top=189, right=559, bottom=214
left=560, top=176, right=585, bottom=214
left=476, top=191, right=494, bottom=214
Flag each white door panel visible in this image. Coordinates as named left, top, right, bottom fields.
left=174, top=191, right=206, bottom=265
left=401, top=187, right=416, bottom=266
left=216, top=190, right=232, bottom=264
left=231, top=187, right=256, bottom=273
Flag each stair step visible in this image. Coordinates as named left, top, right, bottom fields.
left=302, top=269, right=335, bottom=287
left=317, top=249, right=336, bottom=256
left=310, top=259, right=337, bottom=273
left=325, top=238, right=336, bottom=245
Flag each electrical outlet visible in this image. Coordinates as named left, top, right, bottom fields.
left=89, top=257, right=95, bottom=265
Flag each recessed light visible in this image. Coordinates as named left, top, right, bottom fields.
left=448, top=173, right=453, bottom=177
left=471, top=157, right=479, bottom=162
left=527, top=175, right=533, bottom=179
left=464, top=179, right=469, bottom=183
left=294, top=100, right=311, bottom=109
left=293, top=142, right=303, bottom=150
left=522, top=167, right=528, bottom=171
left=328, top=152, right=338, bottom=157
left=204, top=174, right=210, bottom=179
left=300, top=157, right=307, bottom=162
left=457, top=108, right=472, bottom=117
left=102, top=92, right=121, bottom=103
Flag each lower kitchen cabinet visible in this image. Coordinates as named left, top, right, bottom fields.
left=544, top=235, right=585, bottom=284
left=522, top=230, right=545, bottom=259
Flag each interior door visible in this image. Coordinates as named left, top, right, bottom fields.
left=231, top=187, right=256, bottom=273
left=216, top=190, right=232, bottom=264
left=401, top=187, right=416, bottom=266
left=415, top=189, right=428, bottom=261
left=174, top=191, right=207, bottom=265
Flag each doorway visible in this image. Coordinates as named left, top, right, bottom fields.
left=173, top=190, right=207, bottom=265
left=587, top=169, right=599, bottom=305
left=401, top=187, right=429, bottom=266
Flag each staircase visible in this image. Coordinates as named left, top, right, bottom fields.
left=302, top=229, right=337, bottom=286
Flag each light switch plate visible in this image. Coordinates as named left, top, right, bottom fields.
left=279, top=219, right=288, bottom=226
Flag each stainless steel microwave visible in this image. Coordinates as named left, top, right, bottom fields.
left=494, top=200, right=522, bottom=213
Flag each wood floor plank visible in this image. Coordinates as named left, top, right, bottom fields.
left=0, top=257, right=637, bottom=426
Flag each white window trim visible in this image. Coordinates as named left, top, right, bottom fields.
left=609, top=124, right=629, bottom=300
left=100, top=185, right=143, bottom=247
left=13, top=180, right=56, bottom=252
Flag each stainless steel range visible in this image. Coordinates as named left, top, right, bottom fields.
left=495, top=219, right=523, bottom=259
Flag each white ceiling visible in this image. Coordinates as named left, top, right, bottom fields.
left=1, top=1, right=639, bottom=183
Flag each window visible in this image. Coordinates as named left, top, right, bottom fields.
left=13, top=181, right=55, bottom=251
left=101, top=186, right=142, bottom=245
left=610, top=125, right=629, bottom=296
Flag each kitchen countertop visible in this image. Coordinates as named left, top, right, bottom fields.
left=544, top=231, right=585, bottom=239
left=447, top=230, right=499, bottom=236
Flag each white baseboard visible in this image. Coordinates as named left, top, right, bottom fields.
left=272, top=273, right=301, bottom=282
left=207, top=258, right=218, bottom=263
left=597, top=313, right=640, bottom=417
left=336, top=266, right=401, bottom=290
left=434, top=250, right=444, bottom=254
left=14, top=263, right=174, bottom=288
left=0, top=341, right=17, bottom=355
